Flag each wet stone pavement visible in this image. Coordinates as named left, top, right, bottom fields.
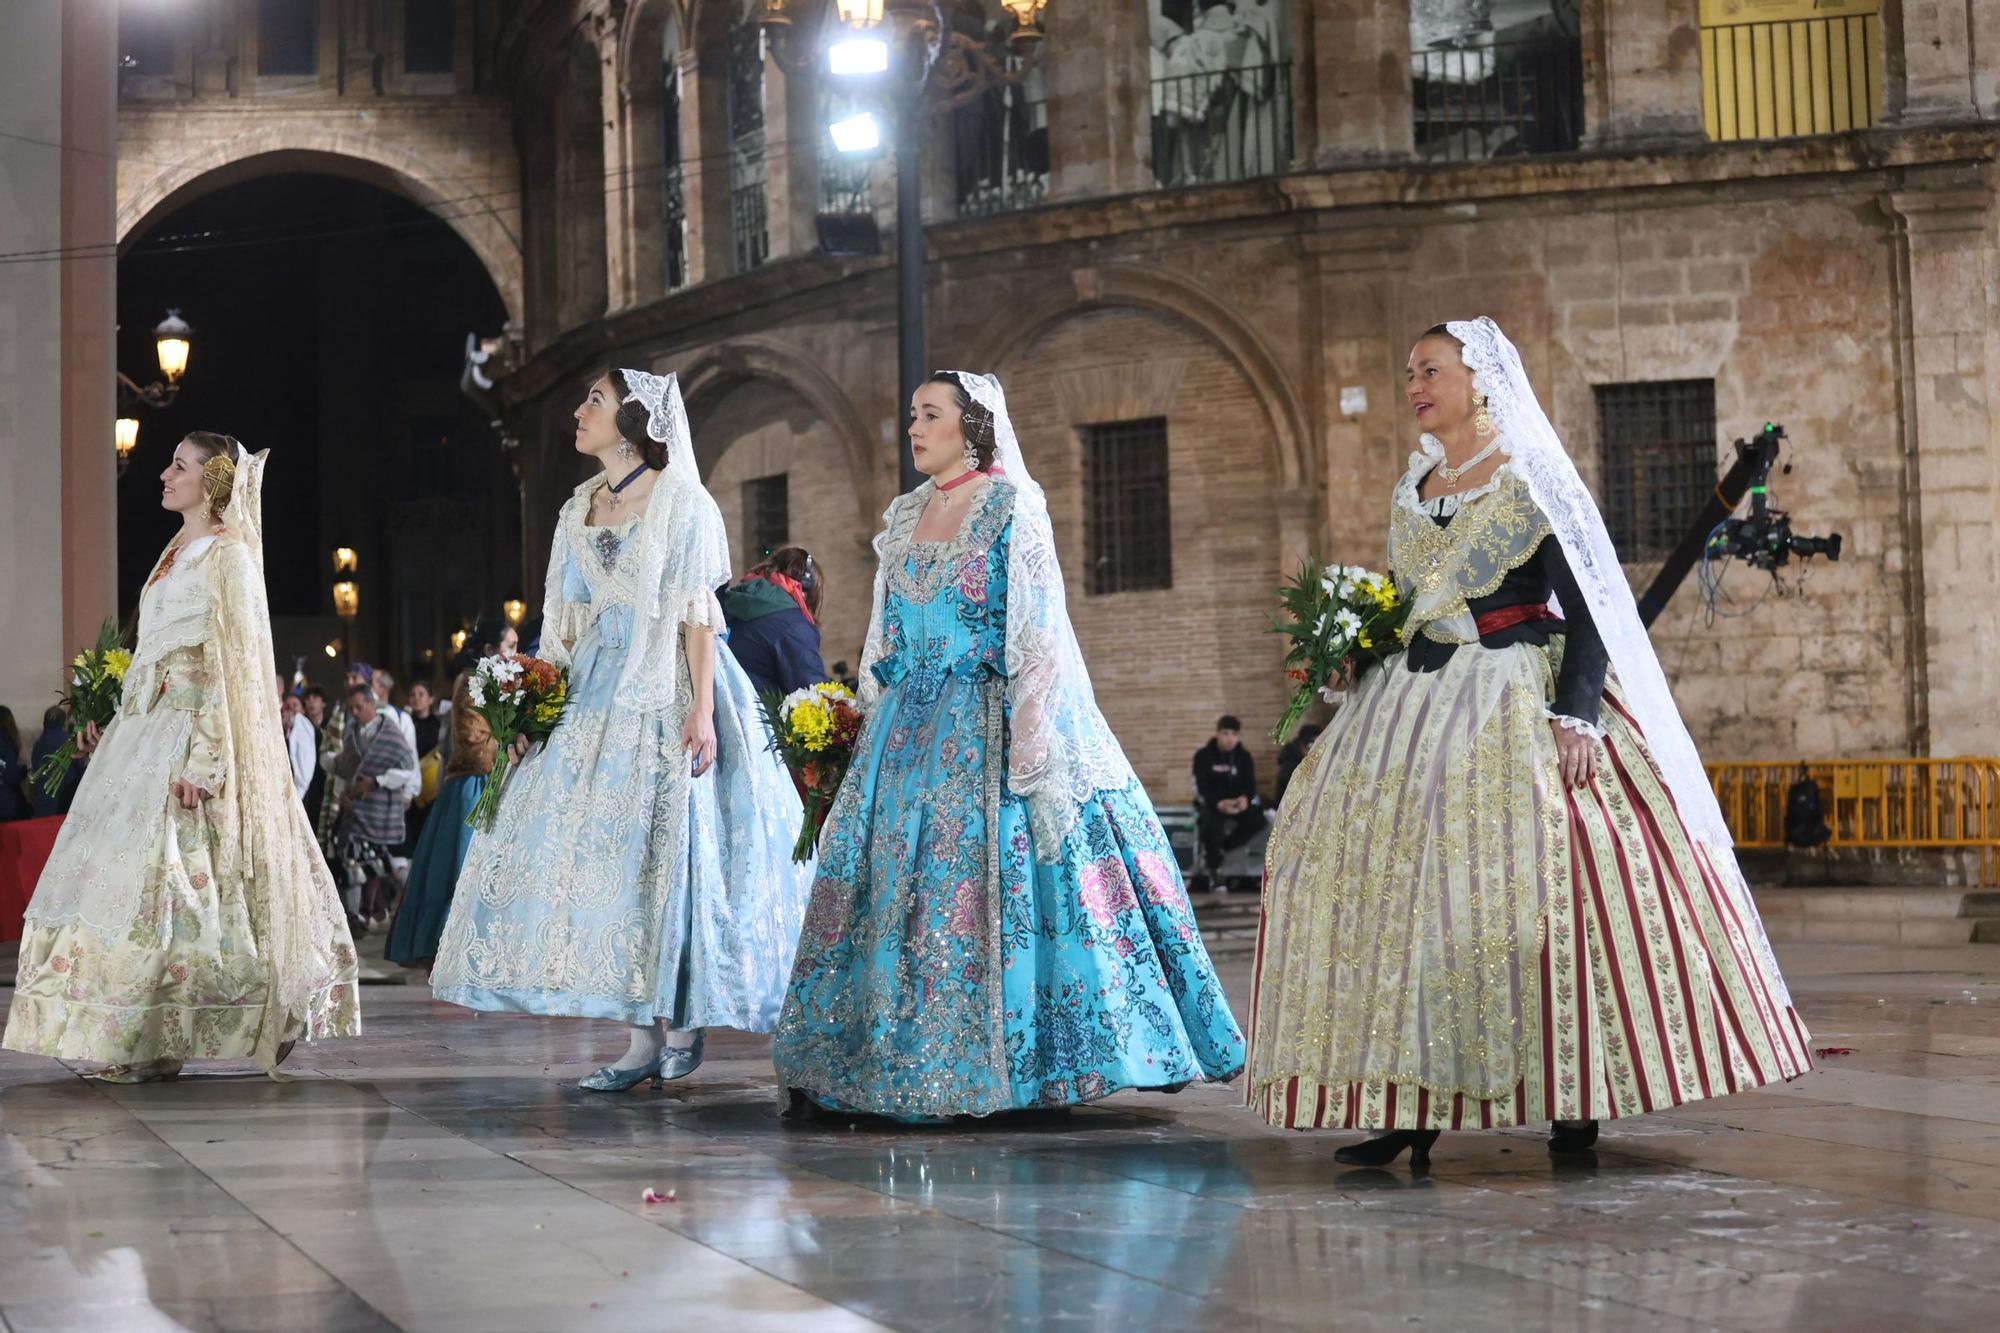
left=4, top=938, right=2000, bottom=1332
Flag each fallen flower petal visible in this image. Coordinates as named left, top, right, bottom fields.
left=642, top=1187, right=676, bottom=1204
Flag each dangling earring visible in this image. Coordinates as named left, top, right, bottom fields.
left=617, top=438, right=634, bottom=463
left=962, top=422, right=980, bottom=474
left=1473, top=393, right=1494, bottom=436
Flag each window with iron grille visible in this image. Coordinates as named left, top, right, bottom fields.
left=1596, top=380, right=1718, bottom=560
left=743, top=475, right=789, bottom=564
left=258, top=0, right=318, bottom=75
left=1082, top=419, right=1172, bottom=595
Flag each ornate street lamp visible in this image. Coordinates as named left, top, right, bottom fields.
left=758, top=1, right=1051, bottom=492
left=119, top=309, right=195, bottom=410
left=332, top=547, right=359, bottom=576
left=502, top=598, right=526, bottom=627
left=115, top=417, right=140, bottom=475
left=332, top=581, right=360, bottom=620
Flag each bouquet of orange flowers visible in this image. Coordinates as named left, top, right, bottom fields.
left=758, top=681, right=864, bottom=863
left=31, top=619, right=130, bottom=798
left=463, top=653, right=569, bottom=832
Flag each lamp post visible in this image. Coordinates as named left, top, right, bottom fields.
left=331, top=548, right=360, bottom=659
left=118, top=309, right=194, bottom=411
left=758, top=2, right=1049, bottom=493
left=114, top=417, right=140, bottom=476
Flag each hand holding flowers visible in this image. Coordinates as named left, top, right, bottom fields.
left=1271, top=560, right=1410, bottom=744
left=463, top=653, right=570, bottom=832
left=31, top=620, right=131, bottom=797
left=758, top=682, right=864, bottom=863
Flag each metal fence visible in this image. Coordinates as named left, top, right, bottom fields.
left=1708, top=759, right=2000, bottom=886
left=956, top=88, right=1049, bottom=217
left=1412, top=37, right=1583, bottom=161
left=1701, top=14, right=1882, bottom=142
left=1151, top=62, right=1293, bottom=189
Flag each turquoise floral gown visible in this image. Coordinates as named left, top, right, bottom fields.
left=430, top=476, right=812, bottom=1032
left=774, top=479, right=1244, bottom=1120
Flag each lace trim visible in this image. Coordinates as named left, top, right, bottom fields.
left=887, top=481, right=1014, bottom=605
left=1390, top=470, right=1553, bottom=643
left=1547, top=711, right=1607, bottom=741
left=1398, top=438, right=1524, bottom=519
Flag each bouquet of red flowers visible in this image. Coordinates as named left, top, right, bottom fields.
left=462, top=653, right=569, bottom=832
left=758, top=681, right=864, bottom=863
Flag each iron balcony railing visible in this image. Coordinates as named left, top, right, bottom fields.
left=1413, top=36, right=1583, bottom=161
left=729, top=139, right=770, bottom=274
left=956, top=90, right=1049, bottom=218
left=1151, top=61, right=1293, bottom=189
left=1702, top=13, right=1882, bottom=142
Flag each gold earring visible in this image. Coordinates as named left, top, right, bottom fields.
left=1473, top=394, right=1494, bottom=436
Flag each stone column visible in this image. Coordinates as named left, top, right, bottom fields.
left=1297, top=221, right=1405, bottom=560
left=1883, top=0, right=1982, bottom=125
left=1304, top=0, right=1413, bottom=165
left=1579, top=0, right=1706, bottom=147
left=1883, top=171, right=2000, bottom=755
left=0, top=0, right=117, bottom=723
left=762, top=54, right=821, bottom=262
left=1041, top=0, right=1150, bottom=199
left=685, top=43, right=733, bottom=285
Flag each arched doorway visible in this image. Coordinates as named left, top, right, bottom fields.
left=117, top=173, right=514, bottom=690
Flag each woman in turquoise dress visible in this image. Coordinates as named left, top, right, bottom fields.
left=774, top=371, right=1244, bottom=1121
left=430, top=369, right=812, bottom=1090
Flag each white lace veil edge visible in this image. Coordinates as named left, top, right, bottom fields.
left=1443, top=318, right=1733, bottom=854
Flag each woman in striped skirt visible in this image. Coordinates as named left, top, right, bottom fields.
left=1245, top=318, right=1812, bottom=1165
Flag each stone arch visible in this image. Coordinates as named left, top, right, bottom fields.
left=963, top=261, right=1312, bottom=489
left=116, top=133, right=523, bottom=325
left=677, top=338, right=883, bottom=532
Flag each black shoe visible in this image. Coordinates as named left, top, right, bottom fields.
left=1333, top=1129, right=1441, bottom=1167
left=1548, top=1119, right=1599, bottom=1153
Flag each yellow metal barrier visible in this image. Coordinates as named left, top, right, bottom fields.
left=1699, top=0, right=1883, bottom=142
left=1706, top=759, right=2000, bottom=886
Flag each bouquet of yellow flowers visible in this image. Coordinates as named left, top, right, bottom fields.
left=758, top=681, right=864, bottom=863
left=462, top=653, right=570, bottom=832
left=31, top=619, right=131, bottom=798
left=1271, top=560, right=1409, bottom=744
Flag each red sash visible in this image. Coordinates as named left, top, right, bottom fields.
left=1474, top=603, right=1559, bottom=636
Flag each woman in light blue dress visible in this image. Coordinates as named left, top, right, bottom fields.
left=431, top=369, right=812, bottom=1091
left=773, top=372, right=1244, bottom=1121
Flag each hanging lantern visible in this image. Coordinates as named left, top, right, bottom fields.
left=153, top=310, right=193, bottom=384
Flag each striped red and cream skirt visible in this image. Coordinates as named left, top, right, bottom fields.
left=1246, top=639, right=1812, bottom=1131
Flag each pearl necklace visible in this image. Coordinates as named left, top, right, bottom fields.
left=1436, top=436, right=1502, bottom=486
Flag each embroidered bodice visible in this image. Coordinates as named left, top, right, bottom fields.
left=871, top=481, right=1014, bottom=701
left=125, top=535, right=222, bottom=717
left=562, top=514, right=643, bottom=647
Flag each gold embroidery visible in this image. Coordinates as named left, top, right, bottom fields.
left=1389, top=474, right=1553, bottom=644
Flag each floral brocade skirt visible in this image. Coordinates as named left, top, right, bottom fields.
left=1247, top=640, right=1811, bottom=1131
left=774, top=667, right=1244, bottom=1123
left=4, top=706, right=360, bottom=1066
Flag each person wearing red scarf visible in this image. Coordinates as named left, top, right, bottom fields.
left=718, top=546, right=827, bottom=699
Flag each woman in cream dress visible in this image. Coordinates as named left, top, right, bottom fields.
left=3, top=434, right=360, bottom=1081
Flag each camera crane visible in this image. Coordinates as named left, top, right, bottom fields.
left=1634, top=423, right=1842, bottom=628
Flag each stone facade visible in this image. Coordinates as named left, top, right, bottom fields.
left=112, top=0, right=2000, bottom=805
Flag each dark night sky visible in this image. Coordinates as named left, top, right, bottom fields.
left=115, top=174, right=510, bottom=626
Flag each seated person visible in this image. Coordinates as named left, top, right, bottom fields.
left=1193, top=714, right=1265, bottom=875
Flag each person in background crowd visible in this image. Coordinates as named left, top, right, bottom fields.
left=388, top=618, right=514, bottom=971
left=1193, top=714, right=1264, bottom=876
left=333, top=681, right=419, bottom=932
left=719, top=545, right=827, bottom=699
left=300, top=684, right=331, bottom=820
left=373, top=667, right=419, bottom=758
left=0, top=706, right=31, bottom=821
left=30, top=705, right=84, bottom=818
left=1274, top=722, right=1323, bottom=808
left=282, top=681, right=315, bottom=800
left=397, top=678, right=445, bottom=859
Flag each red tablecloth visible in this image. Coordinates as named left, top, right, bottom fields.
left=0, top=816, right=63, bottom=942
